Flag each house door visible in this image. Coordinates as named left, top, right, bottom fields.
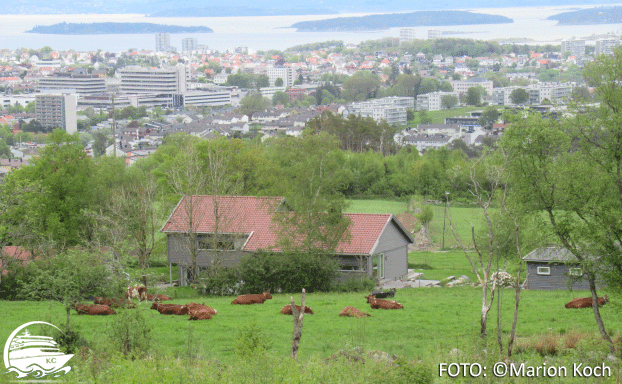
left=373, top=254, right=384, bottom=279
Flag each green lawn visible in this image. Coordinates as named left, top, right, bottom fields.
left=2, top=288, right=619, bottom=367
left=409, top=106, right=481, bottom=125
left=429, top=204, right=490, bottom=249
left=409, top=250, right=478, bottom=282
left=345, top=199, right=408, bottom=215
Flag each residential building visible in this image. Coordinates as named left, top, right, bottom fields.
left=179, top=90, right=232, bottom=107
left=450, top=78, right=494, bottom=96
left=161, top=195, right=414, bottom=286
left=399, top=28, right=417, bottom=43
left=267, top=66, right=294, bottom=88
left=350, top=96, right=414, bottom=126
left=181, top=38, right=198, bottom=52
left=118, top=66, right=188, bottom=94
left=38, top=73, right=107, bottom=94
left=416, top=91, right=458, bottom=111
left=595, top=37, right=620, bottom=56
left=523, top=247, right=591, bottom=290
left=560, top=39, right=585, bottom=58
left=35, top=93, right=77, bottom=134
left=155, top=33, right=172, bottom=52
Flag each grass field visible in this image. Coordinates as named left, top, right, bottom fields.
left=409, top=107, right=482, bottom=125
left=347, top=199, right=487, bottom=249
left=409, top=250, right=478, bottom=282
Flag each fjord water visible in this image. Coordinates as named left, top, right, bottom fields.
left=0, top=5, right=620, bottom=52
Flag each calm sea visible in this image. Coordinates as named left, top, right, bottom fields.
left=0, top=5, right=620, bottom=53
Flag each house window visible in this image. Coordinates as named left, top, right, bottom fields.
left=568, top=268, right=583, bottom=277
left=339, top=256, right=367, bottom=272
left=197, top=234, right=235, bottom=251
left=537, top=266, right=551, bottom=275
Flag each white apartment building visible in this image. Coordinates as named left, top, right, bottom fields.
left=492, top=83, right=572, bottom=105
left=181, top=90, right=231, bottom=107
left=595, top=38, right=620, bottom=56
left=155, top=33, right=172, bottom=52
left=399, top=28, right=417, bottom=43
left=38, top=73, right=107, bottom=94
left=450, top=78, right=494, bottom=96
left=118, top=66, right=188, bottom=94
left=417, top=91, right=458, bottom=111
left=349, top=96, right=414, bottom=126
left=182, top=38, right=198, bottom=52
left=561, top=39, right=585, bottom=58
left=267, top=66, right=294, bottom=88
left=428, top=29, right=442, bottom=39
left=35, top=93, right=77, bottom=134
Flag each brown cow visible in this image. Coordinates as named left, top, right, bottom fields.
left=158, top=304, right=189, bottom=315
left=231, top=292, right=273, bottom=305
left=94, top=297, right=132, bottom=308
left=365, top=295, right=376, bottom=303
left=146, top=294, right=173, bottom=302
left=565, top=295, right=608, bottom=309
left=189, top=309, right=213, bottom=320
left=126, top=284, right=147, bottom=301
left=186, top=302, right=217, bottom=315
left=339, top=306, right=371, bottom=318
left=281, top=304, right=314, bottom=315
left=74, top=303, right=89, bottom=315
left=87, top=304, right=116, bottom=315
left=369, top=297, right=403, bottom=309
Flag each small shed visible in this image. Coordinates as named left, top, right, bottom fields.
left=522, top=247, right=590, bottom=290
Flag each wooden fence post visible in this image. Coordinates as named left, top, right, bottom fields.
left=290, top=288, right=306, bottom=359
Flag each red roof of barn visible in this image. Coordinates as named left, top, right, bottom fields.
left=1, top=246, right=32, bottom=275
left=161, top=195, right=412, bottom=255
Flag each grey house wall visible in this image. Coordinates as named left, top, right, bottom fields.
left=167, top=234, right=246, bottom=267
left=372, top=221, right=409, bottom=280
left=525, top=262, right=590, bottom=291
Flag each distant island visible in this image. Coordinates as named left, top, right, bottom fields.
left=148, top=7, right=338, bottom=17
left=547, top=6, right=622, bottom=24
left=290, top=11, right=513, bottom=32
left=26, top=22, right=213, bottom=35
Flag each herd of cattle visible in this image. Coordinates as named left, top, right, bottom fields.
left=72, top=285, right=607, bottom=320
left=71, top=285, right=405, bottom=320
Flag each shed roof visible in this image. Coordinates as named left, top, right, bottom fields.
left=522, top=247, right=578, bottom=263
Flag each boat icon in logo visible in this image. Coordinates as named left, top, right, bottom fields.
left=3, top=321, right=73, bottom=379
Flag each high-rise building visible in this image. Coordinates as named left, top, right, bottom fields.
left=595, top=38, right=620, bottom=56
left=399, top=28, right=417, bottom=43
left=182, top=38, right=198, bottom=52
left=155, top=33, right=171, bottom=52
left=118, top=66, right=188, bottom=94
left=35, top=93, right=77, bottom=134
left=38, top=73, right=107, bottom=94
left=267, top=66, right=294, bottom=88
left=561, top=39, right=585, bottom=58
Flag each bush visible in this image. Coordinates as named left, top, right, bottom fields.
left=105, top=309, right=151, bottom=360
left=239, top=251, right=338, bottom=293
left=332, top=277, right=376, bottom=292
left=199, top=267, right=242, bottom=296
left=55, top=323, right=88, bottom=354
left=235, top=321, right=272, bottom=358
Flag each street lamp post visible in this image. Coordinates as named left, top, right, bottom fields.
left=442, top=191, right=450, bottom=250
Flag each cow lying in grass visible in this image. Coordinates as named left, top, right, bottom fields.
left=339, top=306, right=371, bottom=318
left=281, top=304, right=314, bottom=315
left=146, top=294, right=173, bottom=302
left=94, top=297, right=135, bottom=308
left=369, top=297, right=403, bottom=310
left=186, top=302, right=217, bottom=316
left=565, top=295, right=608, bottom=309
left=231, top=292, right=272, bottom=304
left=77, top=304, right=117, bottom=315
left=188, top=309, right=213, bottom=320
left=151, top=302, right=189, bottom=315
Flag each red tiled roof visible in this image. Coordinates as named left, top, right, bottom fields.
left=1, top=246, right=32, bottom=275
left=161, top=195, right=410, bottom=255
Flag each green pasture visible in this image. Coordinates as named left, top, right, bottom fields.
left=409, top=250, right=478, bottom=282
left=347, top=199, right=487, bottom=249
left=410, top=107, right=481, bottom=125
left=1, top=288, right=620, bottom=366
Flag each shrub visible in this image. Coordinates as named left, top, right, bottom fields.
left=235, top=321, right=272, bottom=358
left=105, top=309, right=151, bottom=360
left=55, top=323, right=88, bottom=354
left=332, top=277, right=376, bottom=292
left=239, top=251, right=338, bottom=293
left=198, top=267, right=242, bottom=296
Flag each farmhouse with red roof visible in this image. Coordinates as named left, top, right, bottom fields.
left=161, top=195, right=413, bottom=286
